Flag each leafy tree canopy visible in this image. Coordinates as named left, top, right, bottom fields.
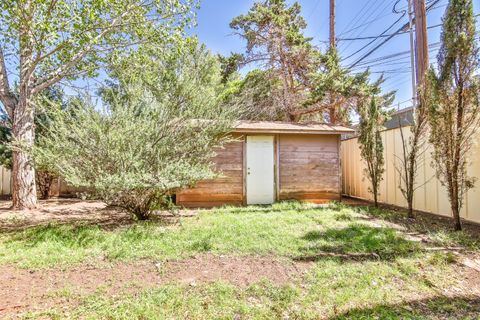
left=227, top=0, right=389, bottom=124
left=0, top=0, right=198, bottom=209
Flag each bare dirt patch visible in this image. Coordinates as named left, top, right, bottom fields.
left=0, top=254, right=313, bottom=318
left=0, top=198, right=197, bottom=232
left=0, top=199, right=132, bottom=232
left=163, top=254, right=313, bottom=287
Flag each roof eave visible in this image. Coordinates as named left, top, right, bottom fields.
left=232, top=128, right=354, bottom=135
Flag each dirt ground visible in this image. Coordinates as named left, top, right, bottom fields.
left=0, top=198, right=194, bottom=232
left=0, top=198, right=129, bottom=231
left=0, top=255, right=313, bottom=317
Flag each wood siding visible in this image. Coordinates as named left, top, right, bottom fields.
left=176, top=139, right=245, bottom=208
left=279, top=134, right=341, bottom=203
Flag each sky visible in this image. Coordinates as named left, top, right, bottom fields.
left=193, top=0, right=480, bottom=110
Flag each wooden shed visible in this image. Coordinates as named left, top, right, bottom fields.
left=176, top=121, right=354, bottom=208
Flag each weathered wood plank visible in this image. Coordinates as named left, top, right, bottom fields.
left=179, top=201, right=243, bottom=208
left=279, top=191, right=341, bottom=200
left=177, top=139, right=245, bottom=207
left=177, top=194, right=243, bottom=202
left=279, top=134, right=340, bottom=201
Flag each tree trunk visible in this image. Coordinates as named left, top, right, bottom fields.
left=452, top=203, right=462, bottom=231
left=11, top=95, right=37, bottom=209
left=407, top=202, right=414, bottom=219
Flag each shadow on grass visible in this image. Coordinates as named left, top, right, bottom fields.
left=219, top=201, right=342, bottom=215
left=351, top=204, right=480, bottom=250
left=330, top=295, right=480, bottom=319
left=3, top=220, right=169, bottom=249
left=295, top=224, right=421, bottom=262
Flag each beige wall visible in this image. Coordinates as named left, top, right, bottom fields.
left=0, top=170, right=87, bottom=198
left=341, top=126, right=480, bottom=224
left=0, top=166, right=11, bottom=196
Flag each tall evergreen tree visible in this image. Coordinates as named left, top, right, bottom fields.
left=358, top=97, right=390, bottom=207
left=426, top=0, right=480, bottom=231
left=229, top=0, right=383, bottom=124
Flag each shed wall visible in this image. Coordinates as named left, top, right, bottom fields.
left=176, top=139, right=245, bottom=208
left=176, top=133, right=342, bottom=208
left=278, top=134, right=341, bottom=202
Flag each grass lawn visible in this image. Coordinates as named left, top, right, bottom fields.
left=0, top=200, right=479, bottom=319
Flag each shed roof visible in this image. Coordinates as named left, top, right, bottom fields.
left=233, top=121, right=354, bottom=135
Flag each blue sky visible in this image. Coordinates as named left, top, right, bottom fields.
left=193, top=0, right=480, bottom=109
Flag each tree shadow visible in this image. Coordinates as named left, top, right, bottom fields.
left=343, top=196, right=480, bottom=248
left=0, top=198, right=178, bottom=234
left=329, top=295, right=480, bottom=319
left=295, top=224, right=421, bottom=262
left=3, top=217, right=173, bottom=249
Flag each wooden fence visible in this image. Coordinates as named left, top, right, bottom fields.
left=0, top=166, right=11, bottom=196
left=341, top=126, right=480, bottom=224
left=0, top=166, right=82, bottom=198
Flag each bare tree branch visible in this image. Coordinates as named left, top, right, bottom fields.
left=0, top=47, right=16, bottom=118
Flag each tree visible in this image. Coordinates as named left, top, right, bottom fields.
left=229, top=0, right=384, bottom=124
left=218, top=53, right=242, bottom=85
left=0, top=124, right=11, bottom=169
left=0, top=86, right=65, bottom=199
left=395, top=93, right=429, bottom=219
left=306, top=49, right=383, bottom=124
left=221, top=69, right=285, bottom=121
left=358, top=97, right=390, bottom=207
left=229, top=0, right=321, bottom=121
left=426, top=0, right=480, bottom=231
left=35, top=40, right=238, bottom=220
left=0, top=0, right=196, bottom=209
left=34, top=87, right=65, bottom=199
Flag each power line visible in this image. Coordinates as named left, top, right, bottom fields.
left=342, top=8, right=406, bottom=62
left=337, top=5, right=403, bottom=37
left=339, top=0, right=399, bottom=55
left=347, top=0, right=442, bottom=69
left=352, top=42, right=441, bottom=68
left=338, top=0, right=378, bottom=37
left=336, top=14, right=473, bottom=41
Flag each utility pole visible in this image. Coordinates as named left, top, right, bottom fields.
left=329, top=0, right=337, bottom=123
left=407, top=0, right=417, bottom=107
left=413, top=0, right=429, bottom=88
left=330, top=0, right=336, bottom=50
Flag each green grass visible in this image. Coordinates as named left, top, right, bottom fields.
left=0, top=202, right=422, bottom=268
left=22, top=260, right=477, bottom=320
left=2, top=201, right=479, bottom=319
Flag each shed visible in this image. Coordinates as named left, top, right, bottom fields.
left=176, top=121, right=354, bottom=208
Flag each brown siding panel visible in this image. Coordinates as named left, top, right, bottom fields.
left=279, top=134, right=340, bottom=203
left=177, top=133, right=342, bottom=208
left=176, top=139, right=244, bottom=208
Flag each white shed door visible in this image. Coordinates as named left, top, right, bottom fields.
left=246, top=136, right=275, bottom=205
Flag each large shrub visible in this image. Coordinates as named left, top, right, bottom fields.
left=35, top=92, right=234, bottom=219
left=35, top=40, right=238, bottom=219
